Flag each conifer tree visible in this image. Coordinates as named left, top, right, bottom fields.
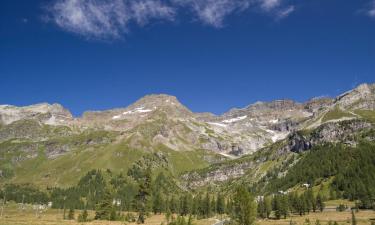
left=216, top=193, right=225, bottom=216
left=265, top=196, right=272, bottom=219
left=231, top=187, right=257, bottom=225
left=351, top=210, right=357, bottom=225
left=316, top=194, right=325, bottom=212
left=203, top=192, right=211, bottom=218
left=136, top=167, right=152, bottom=224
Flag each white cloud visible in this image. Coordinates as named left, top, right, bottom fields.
left=47, top=0, right=293, bottom=39
left=369, top=0, right=375, bottom=17
left=130, top=0, right=175, bottom=25
left=260, top=0, right=282, bottom=11
left=172, top=0, right=250, bottom=27
left=49, top=0, right=175, bottom=39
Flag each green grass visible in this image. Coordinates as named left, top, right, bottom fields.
left=322, top=108, right=354, bottom=123
left=9, top=141, right=146, bottom=188
left=354, top=110, right=375, bottom=123
left=4, top=138, right=223, bottom=188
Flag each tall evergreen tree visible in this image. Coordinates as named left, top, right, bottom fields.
left=351, top=210, right=357, bottom=225
left=231, top=187, right=257, bottom=225
left=216, top=193, right=225, bottom=216
left=136, top=167, right=152, bottom=224
left=316, top=194, right=325, bottom=212
left=203, top=192, right=211, bottom=218
left=264, top=196, right=272, bottom=219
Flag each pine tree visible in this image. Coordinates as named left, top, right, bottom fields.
left=273, top=195, right=282, bottom=219
left=216, top=193, right=225, bottom=216
left=306, top=189, right=315, bottom=213
left=265, top=196, right=272, bottom=219
left=203, top=192, right=211, bottom=218
left=179, top=194, right=192, bottom=216
left=316, top=194, right=325, bottom=212
left=351, top=210, right=357, bottom=225
left=281, top=195, right=289, bottom=219
left=170, top=195, right=179, bottom=214
left=95, top=190, right=113, bottom=220
left=136, top=167, right=152, bottom=224
left=152, top=191, right=164, bottom=214
left=68, top=208, right=75, bottom=220
left=257, top=198, right=266, bottom=219
left=231, top=186, right=257, bottom=225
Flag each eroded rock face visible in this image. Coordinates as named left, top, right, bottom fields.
left=181, top=161, right=254, bottom=188
left=335, top=84, right=375, bottom=110
left=286, top=120, right=373, bottom=153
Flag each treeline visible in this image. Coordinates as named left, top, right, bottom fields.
left=262, top=142, right=375, bottom=209
left=257, top=189, right=325, bottom=219
left=0, top=183, right=49, bottom=204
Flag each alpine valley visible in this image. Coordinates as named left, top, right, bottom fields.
left=1, top=83, right=375, bottom=208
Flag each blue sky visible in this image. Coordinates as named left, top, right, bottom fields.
left=1, top=0, right=375, bottom=116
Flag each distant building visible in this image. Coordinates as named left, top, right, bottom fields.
left=112, top=199, right=121, bottom=206
left=301, top=183, right=310, bottom=188
left=256, top=196, right=264, bottom=202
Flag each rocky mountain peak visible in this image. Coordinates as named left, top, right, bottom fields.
left=129, top=94, right=193, bottom=117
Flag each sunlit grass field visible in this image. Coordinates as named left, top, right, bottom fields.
left=1, top=203, right=374, bottom=225
left=0, top=203, right=216, bottom=225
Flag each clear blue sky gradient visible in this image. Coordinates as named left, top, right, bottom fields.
left=1, top=0, right=375, bottom=116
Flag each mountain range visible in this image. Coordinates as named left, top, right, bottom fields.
left=0, top=83, right=374, bottom=191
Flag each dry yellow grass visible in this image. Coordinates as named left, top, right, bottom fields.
left=0, top=203, right=217, bottom=225
left=1, top=204, right=374, bottom=225
left=257, top=211, right=375, bottom=225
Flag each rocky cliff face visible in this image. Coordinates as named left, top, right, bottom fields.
left=335, top=84, right=375, bottom=110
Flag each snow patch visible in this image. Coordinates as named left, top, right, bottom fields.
left=112, top=106, right=154, bottom=120
left=208, top=122, right=227, bottom=128
left=269, top=119, right=278, bottom=124
left=264, top=129, right=289, bottom=142
left=219, top=152, right=238, bottom=159
left=222, top=115, right=247, bottom=123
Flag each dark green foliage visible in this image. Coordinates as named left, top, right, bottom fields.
left=136, top=167, right=152, bottom=223
left=264, top=142, right=375, bottom=207
left=231, top=186, right=257, bottom=225
left=272, top=194, right=289, bottom=219
left=2, top=184, right=48, bottom=204
left=216, top=192, right=225, bottom=215
left=316, top=194, right=325, bottom=212
left=94, top=190, right=114, bottom=220
left=68, top=208, right=75, bottom=220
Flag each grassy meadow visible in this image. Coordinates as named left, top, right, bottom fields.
left=1, top=202, right=375, bottom=225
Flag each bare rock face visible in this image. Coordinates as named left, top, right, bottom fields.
left=0, top=103, right=73, bottom=125
left=335, top=84, right=375, bottom=110
left=286, top=119, right=373, bottom=153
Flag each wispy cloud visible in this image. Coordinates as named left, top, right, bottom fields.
left=260, top=0, right=282, bottom=11
left=368, top=0, right=375, bottom=17
left=172, top=0, right=250, bottom=28
left=276, top=5, right=295, bottom=20
left=48, top=0, right=175, bottom=39
left=46, top=0, right=294, bottom=39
